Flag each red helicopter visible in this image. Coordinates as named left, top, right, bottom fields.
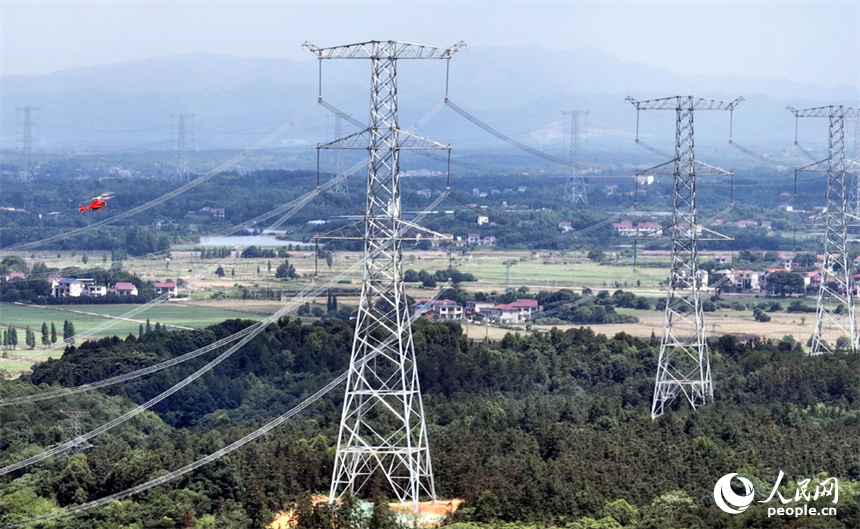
left=80, top=192, right=114, bottom=214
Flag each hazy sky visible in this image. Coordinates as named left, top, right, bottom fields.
left=2, top=1, right=859, bottom=88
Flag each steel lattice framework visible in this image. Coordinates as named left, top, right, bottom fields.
left=331, top=114, right=349, bottom=194
left=17, top=107, right=38, bottom=182
left=305, top=40, right=462, bottom=511
left=847, top=118, right=860, bottom=224
left=627, top=95, right=742, bottom=418
left=790, top=105, right=860, bottom=355
left=563, top=110, right=587, bottom=204
left=61, top=410, right=93, bottom=454
left=171, top=113, right=193, bottom=182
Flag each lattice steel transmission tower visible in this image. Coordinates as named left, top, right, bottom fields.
left=60, top=410, right=92, bottom=454
left=17, top=107, right=38, bottom=182
left=171, top=113, right=193, bottom=182
left=627, top=95, right=742, bottom=418
left=305, top=39, right=464, bottom=511
left=331, top=113, right=349, bottom=194
left=563, top=110, right=587, bottom=204
left=789, top=105, right=860, bottom=355
left=847, top=118, right=860, bottom=226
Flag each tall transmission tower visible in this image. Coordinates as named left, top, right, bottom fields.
left=17, top=107, right=39, bottom=182
left=60, top=410, right=93, bottom=454
left=305, top=39, right=464, bottom=511
left=171, top=113, right=193, bottom=182
left=789, top=105, right=860, bottom=355
left=562, top=110, right=587, bottom=204
left=627, top=95, right=742, bottom=418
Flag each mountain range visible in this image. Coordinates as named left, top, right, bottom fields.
left=3, top=45, right=858, bottom=168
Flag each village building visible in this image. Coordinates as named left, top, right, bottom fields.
left=464, top=301, right=495, bottom=316
left=154, top=282, right=178, bottom=297
left=52, top=278, right=106, bottom=298
left=487, top=298, right=543, bottom=323
left=412, top=299, right=463, bottom=320
left=611, top=221, right=663, bottom=237
left=113, top=282, right=139, bottom=296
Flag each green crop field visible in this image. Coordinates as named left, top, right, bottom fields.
left=0, top=302, right=266, bottom=377
left=0, top=303, right=263, bottom=336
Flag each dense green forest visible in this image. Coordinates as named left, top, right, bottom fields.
left=0, top=318, right=857, bottom=528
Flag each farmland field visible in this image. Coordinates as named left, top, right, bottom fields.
left=0, top=302, right=264, bottom=376
left=1, top=247, right=823, bottom=377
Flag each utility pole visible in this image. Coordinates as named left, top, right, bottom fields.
left=627, top=95, right=742, bottom=418
left=563, top=110, right=587, bottom=204
left=305, top=39, right=463, bottom=512
left=789, top=105, right=860, bottom=354
left=17, top=107, right=38, bottom=182
left=171, top=113, right=193, bottom=182
left=60, top=410, right=92, bottom=454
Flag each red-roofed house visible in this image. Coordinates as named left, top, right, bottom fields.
left=612, top=220, right=636, bottom=236
left=487, top=298, right=543, bottom=323
left=637, top=222, right=663, bottom=235
left=154, top=282, right=177, bottom=297
left=113, top=282, right=139, bottom=296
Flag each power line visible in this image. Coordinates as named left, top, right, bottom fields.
left=0, top=102, right=320, bottom=254
left=0, top=204, right=456, bottom=529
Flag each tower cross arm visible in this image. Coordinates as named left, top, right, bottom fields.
left=626, top=95, right=743, bottom=111
left=787, top=105, right=860, bottom=118
left=303, top=40, right=466, bottom=59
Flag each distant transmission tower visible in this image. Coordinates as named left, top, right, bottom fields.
left=504, top=260, right=516, bottom=293
left=305, top=39, right=463, bottom=511
left=171, top=113, right=194, bottom=182
left=331, top=113, right=349, bottom=194
left=847, top=118, right=860, bottom=226
left=60, top=410, right=92, bottom=454
left=17, top=107, right=39, bottom=182
left=789, top=105, right=860, bottom=355
left=563, top=110, right=587, bottom=204
left=627, top=95, right=742, bottom=418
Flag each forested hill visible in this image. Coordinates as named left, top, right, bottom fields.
left=1, top=318, right=858, bottom=528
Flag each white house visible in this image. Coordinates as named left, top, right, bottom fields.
left=412, top=299, right=463, bottom=320
left=465, top=301, right=495, bottom=315
left=487, top=299, right=543, bottom=323
left=53, top=278, right=86, bottom=297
